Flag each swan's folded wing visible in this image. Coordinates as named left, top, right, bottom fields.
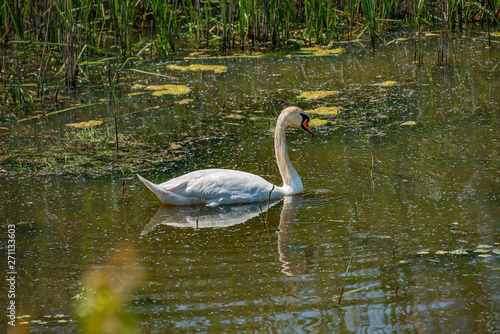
left=160, top=169, right=279, bottom=204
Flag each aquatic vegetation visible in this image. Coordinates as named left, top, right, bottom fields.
left=167, top=64, right=227, bottom=74
left=312, top=47, right=346, bottom=56
left=65, top=121, right=103, bottom=129
left=400, top=121, right=417, bottom=126
left=373, top=80, right=397, bottom=86
left=146, top=84, right=191, bottom=96
left=297, top=90, right=340, bottom=100
left=307, top=106, right=342, bottom=116
left=309, top=119, right=328, bottom=126
left=1, top=125, right=186, bottom=176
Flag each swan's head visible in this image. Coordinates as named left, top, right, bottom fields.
left=283, top=106, right=314, bottom=136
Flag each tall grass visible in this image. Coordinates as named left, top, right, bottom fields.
left=0, top=0, right=498, bottom=89
left=2, top=1, right=498, bottom=51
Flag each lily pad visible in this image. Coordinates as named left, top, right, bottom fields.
left=167, top=64, right=227, bottom=74
left=473, top=248, right=491, bottom=253
left=309, top=119, right=328, bottom=127
left=373, top=80, right=397, bottom=86
left=312, top=47, right=346, bottom=56
left=147, top=84, right=191, bottom=96
left=297, top=90, right=340, bottom=100
left=400, top=121, right=417, bottom=126
left=307, top=106, right=342, bottom=116
left=65, top=120, right=103, bottom=129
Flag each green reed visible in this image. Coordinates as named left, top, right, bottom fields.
left=0, top=0, right=499, bottom=95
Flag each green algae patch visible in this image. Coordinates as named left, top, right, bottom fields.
left=373, top=80, right=397, bottom=86
left=307, top=106, right=342, bottom=116
left=297, top=90, right=340, bottom=100
left=312, top=47, right=345, bottom=56
left=147, top=84, right=191, bottom=96
left=309, top=119, right=328, bottom=127
left=167, top=64, right=227, bottom=74
left=177, top=99, right=194, bottom=104
left=65, top=120, right=103, bottom=129
left=400, top=121, right=417, bottom=126
left=132, top=84, right=146, bottom=89
left=490, top=32, right=500, bottom=37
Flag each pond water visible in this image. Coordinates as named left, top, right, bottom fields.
left=1, top=38, right=500, bottom=332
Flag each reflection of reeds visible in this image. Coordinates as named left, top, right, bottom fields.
left=337, top=252, right=354, bottom=306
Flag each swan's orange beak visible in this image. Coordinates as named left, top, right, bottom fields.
left=301, top=119, right=314, bottom=136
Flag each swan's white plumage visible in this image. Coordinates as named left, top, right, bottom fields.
left=138, top=106, right=313, bottom=206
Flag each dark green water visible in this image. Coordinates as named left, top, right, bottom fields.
left=1, top=38, right=499, bottom=332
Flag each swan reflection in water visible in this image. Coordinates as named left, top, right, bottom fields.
left=141, top=195, right=310, bottom=276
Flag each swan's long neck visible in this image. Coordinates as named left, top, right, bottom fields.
left=274, top=113, right=303, bottom=194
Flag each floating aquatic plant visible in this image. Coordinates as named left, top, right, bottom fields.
left=312, top=47, right=346, bottom=56
left=373, top=80, right=397, bottom=86
left=167, top=64, right=227, bottom=74
left=309, top=119, right=328, bottom=127
left=65, top=121, right=103, bottom=129
left=177, top=99, right=194, bottom=104
left=400, top=121, right=417, bottom=126
left=147, top=84, right=191, bottom=96
left=297, top=90, right=340, bottom=100
left=307, top=106, right=342, bottom=116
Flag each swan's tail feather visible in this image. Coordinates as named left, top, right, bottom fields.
left=137, top=174, right=201, bottom=206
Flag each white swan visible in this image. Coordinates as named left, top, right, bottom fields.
left=138, top=106, right=313, bottom=206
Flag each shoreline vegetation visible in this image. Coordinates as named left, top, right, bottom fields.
left=2, top=1, right=499, bottom=73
